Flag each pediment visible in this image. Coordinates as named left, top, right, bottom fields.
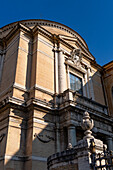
left=59, top=34, right=95, bottom=61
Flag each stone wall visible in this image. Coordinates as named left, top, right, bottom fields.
left=0, top=20, right=112, bottom=170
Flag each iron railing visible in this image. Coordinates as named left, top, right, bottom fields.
left=90, top=139, right=113, bottom=170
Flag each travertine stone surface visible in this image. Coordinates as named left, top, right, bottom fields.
left=47, top=138, right=105, bottom=170
left=0, top=19, right=112, bottom=170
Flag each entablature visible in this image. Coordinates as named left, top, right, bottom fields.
left=56, top=89, right=108, bottom=115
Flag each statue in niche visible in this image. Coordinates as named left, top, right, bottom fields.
left=70, top=48, right=82, bottom=66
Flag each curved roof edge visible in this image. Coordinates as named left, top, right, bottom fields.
left=0, top=19, right=88, bottom=49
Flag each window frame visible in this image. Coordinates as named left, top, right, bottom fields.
left=69, top=72, right=83, bottom=95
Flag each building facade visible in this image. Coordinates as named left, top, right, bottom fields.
left=0, top=19, right=113, bottom=170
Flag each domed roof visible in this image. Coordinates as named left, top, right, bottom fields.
left=0, top=19, right=88, bottom=49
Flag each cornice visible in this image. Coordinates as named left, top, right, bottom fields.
left=0, top=20, right=96, bottom=62
left=90, top=60, right=103, bottom=71
left=0, top=19, right=88, bottom=49
left=0, top=23, right=32, bottom=46
left=32, top=24, right=52, bottom=38
left=59, top=34, right=94, bottom=60
left=20, top=24, right=95, bottom=63
left=65, top=60, right=86, bottom=74
left=103, top=60, right=113, bottom=72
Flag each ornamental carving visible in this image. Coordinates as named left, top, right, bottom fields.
left=34, top=133, right=54, bottom=143
left=70, top=48, right=82, bottom=66
left=81, top=111, right=94, bottom=139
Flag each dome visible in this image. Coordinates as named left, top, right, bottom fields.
left=0, top=19, right=88, bottom=49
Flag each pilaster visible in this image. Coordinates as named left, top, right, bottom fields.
left=55, top=123, right=60, bottom=152
left=53, top=47, right=59, bottom=94
left=58, top=49, right=66, bottom=93
left=87, top=67, right=95, bottom=100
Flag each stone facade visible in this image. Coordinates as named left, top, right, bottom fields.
left=0, top=19, right=112, bottom=170
left=47, top=138, right=105, bottom=170
left=47, top=112, right=106, bottom=170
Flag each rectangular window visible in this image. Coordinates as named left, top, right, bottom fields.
left=70, top=73, right=83, bottom=95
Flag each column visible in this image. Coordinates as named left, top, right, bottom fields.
left=87, top=67, right=95, bottom=100
left=68, top=125, right=77, bottom=147
left=85, top=72, right=90, bottom=98
left=82, top=75, right=87, bottom=97
left=106, top=137, right=113, bottom=151
left=56, top=123, right=60, bottom=152
left=60, top=128, right=65, bottom=151
left=53, top=47, right=59, bottom=94
left=58, top=49, right=66, bottom=93
left=66, top=65, right=70, bottom=89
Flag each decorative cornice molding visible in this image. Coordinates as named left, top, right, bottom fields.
left=0, top=155, right=47, bottom=162
left=1, top=23, right=32, bottom=45
left=0, top=20, right=88, bottom=48
left=65, top=60, right=87, bottom=74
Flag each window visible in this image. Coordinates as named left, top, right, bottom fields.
left=70, top=73, right=83, bottom=95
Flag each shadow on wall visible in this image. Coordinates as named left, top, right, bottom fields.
left=1, top=63, right=112, bottom=170
left=4, top=108, right=56, bottom=170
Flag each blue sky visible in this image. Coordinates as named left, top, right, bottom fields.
left=0, top=0, right=113, bottom=66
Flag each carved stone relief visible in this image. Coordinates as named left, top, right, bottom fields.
left=34, top=133, right=54, bottom=143
left=70, top=48, right=82, bottom=66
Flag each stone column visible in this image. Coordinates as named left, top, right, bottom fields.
left=53, top=47, right=59, bottom=94
left=87, top=67, right=95, bottom=100
left=85, top=72, right=90, bottom=98
left=82, top=75, right=87, bottom=97
left=58, top=49, right=66, bottom=93
left=68, top=125, right=77, bottom=147
left=106, top=137, right=113, bottom=150
left=56, top=123, right=60, bottom=152
left=60, top=128, right=65, bottom=151
left=66, top=65, right=70, bottom=89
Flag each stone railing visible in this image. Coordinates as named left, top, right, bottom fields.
left=47, top=111, right=106, bottom=170
left=56, top=89, right=108, bottom=115
left=47, top=148, right=78, bottom=170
